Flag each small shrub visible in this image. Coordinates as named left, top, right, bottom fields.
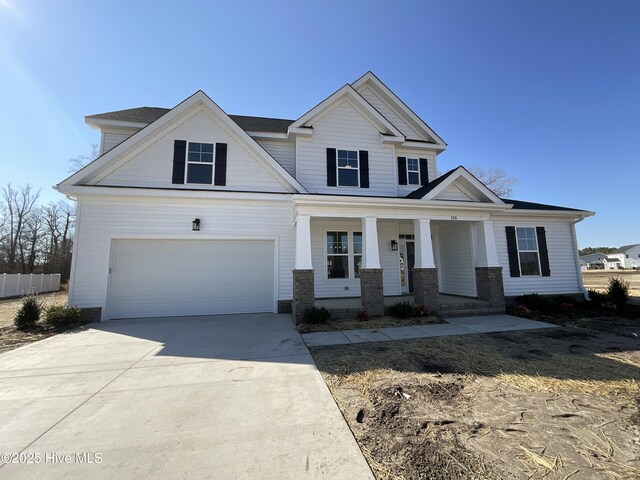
left=415, top=304, right=430, bottom=317
left=601, top=301, right=618, bottom=312
left=303, top=306, right=331, bottom=325
left=607, top=276, right=630, bottom=306
left=44, top=305, right=83, bottom=329
left=587, top=289, right=608, bottom=305
left=386, top=301, right=416, bottom=319
left=560, top=302, right=576, bottom=315
left=14, top=294, right=42, bottom=331
left=515, top=293, right=549, bottom=312
left=356, top=309, right=369, bottom=322
left=512, top=304, right=531, bottom=318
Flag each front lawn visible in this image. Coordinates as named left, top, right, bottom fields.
left=297, top=314, right=444, bottom=333
left=310, top=315, right=640, bottom=479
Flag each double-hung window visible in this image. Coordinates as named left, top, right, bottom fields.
left=327, top=231, right=363, bottom=279
left=186, top=142, right=214, bottom=184
left=516, top=227, right=541, bottom=276
left=407, top=158, right=420, bottom=185
left=337, top=150, right=359, bottom=187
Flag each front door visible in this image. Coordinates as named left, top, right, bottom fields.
left=406, top=241, right=415, bottom=293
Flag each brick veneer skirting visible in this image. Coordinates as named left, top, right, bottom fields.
left=359, top=268, right=384, bottom=316
left=413, top=268, right=439, bottom=312
left=292, top=269, right=314, bottom=325
left=475, top=267, right=506, bottom=312
left=80, top=307, right=102, bottom=324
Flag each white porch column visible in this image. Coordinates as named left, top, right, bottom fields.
left=294, top=215, right=313, bottom=270
left=414, top=218, right=436, bottom=268
left=361, top=217, right=381, bottom=269
left=476, top=220, right=500, bottom=267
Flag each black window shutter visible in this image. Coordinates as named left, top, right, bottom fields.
left=397, top=157, right=407, bottom=185
left=326, top=148, right=337, bottom=186
left=536, top=226, right=551, bottom=276
left=359, top=150, right=369, bottom=188
left=419, top=158, right=429, bottom=186
left=172, top=140, right=186, bottom=184
left=505, top=226, right=520, bottom=277
left=214, top=143, right=227, bottom=186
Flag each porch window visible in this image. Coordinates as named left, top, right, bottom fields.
left=407, top=158, right=420, bottom=185
left=516, top=227, right=541, bottom=276
left=186, top=142, right=214, bottom=184
left=337, top=150, right=359, bottom=187
left=326, top=231, right=362, bottom=279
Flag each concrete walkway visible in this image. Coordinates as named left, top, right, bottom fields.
left=0, top=314, right=373, bottom=480
left=302, top=315, right=555, bottom=347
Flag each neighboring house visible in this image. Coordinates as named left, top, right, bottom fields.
left=56, top=72, right=594, bottom=323
left=607, top=244, right=640, bottom=269
left=579, top=252, right=609, bottom=270
left=579, top=259, right=588, bottom=272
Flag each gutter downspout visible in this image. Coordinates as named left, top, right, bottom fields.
left=571, top=218, right=589, bottom=301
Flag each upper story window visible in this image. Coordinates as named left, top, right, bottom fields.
left=187, top=142, right=214, bottom=184
left=337, top=150, right=359, bottom=187
left=516, top=227, right=540, bottom=276
left=407, top=158, right=420, bottom=185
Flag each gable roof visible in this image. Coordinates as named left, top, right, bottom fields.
left=406, top=166, right=504, bottom=204
left=580, top=252, right=609, bottom=262
left=610, top=244, right=640, bottom=253
left=86, top=107, right=294, bottom=134
left=60, top=90, right=306, bottom=193
left=352, top=71, right=447, bottom=146
left=287, top=84, right=404, bottom=139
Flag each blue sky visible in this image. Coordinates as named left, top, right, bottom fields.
left=0, top=0, right=638, bottom=248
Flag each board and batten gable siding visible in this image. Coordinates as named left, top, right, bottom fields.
left=69, top=196, right=295, bottom=313
left=357, top=86, right=425, bottom=140
left=310, top=220, right=401, bottom=298
left=296, top=100, right=397, bottom=196
left=434, top=184, right=476, bottom=202
left=492, top=219, right=581, bottom=296
left=255, top=138, right=296, bottom=177
left=96, top=109, right=290, bottom=193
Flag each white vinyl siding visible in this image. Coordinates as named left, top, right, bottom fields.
left=296, top=100, right=396, bottom=196
left=434, top=184, right=475, bottom=202
left=69, top=196, right=294, bottom=315
left=96, top=109, right=290, bottom=193
left=493, top=219, right=582, bottom=296
left=102, top=133, right=133, bottom=154
left=108, top=239, right=274, bottom=318
left=436, top=223, right=476, bottom=297
left=256, top=138, right=296, bottom=177
left=357, top=86, right=425, bottom=140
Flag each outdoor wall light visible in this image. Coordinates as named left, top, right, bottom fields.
left=192, top=218, right=201, bottom=231
left=391, top=240, right=398, bottom=251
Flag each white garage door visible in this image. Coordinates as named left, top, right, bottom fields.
left=107, top=239, right=275, bottom=319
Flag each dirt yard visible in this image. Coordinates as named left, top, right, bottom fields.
left=0, top=290, right=69, bottom=353
left=298, top=315, right=444, bottom=333
left=311, top=318, right=640, bottom=479
left=583, top=270, right=640, bottom=298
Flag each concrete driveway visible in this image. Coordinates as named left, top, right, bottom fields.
left=0, top=314, right=373, bottom=479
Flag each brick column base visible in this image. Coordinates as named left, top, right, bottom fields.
left=359, top=268, right=384, bottom=316
left=292, top=269, right=314, bottom=325
left=413, top=268, right=439, bottom=313
left=475, top=267, right=506, bottom=311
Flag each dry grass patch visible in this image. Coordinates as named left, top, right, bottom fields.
left=297, top=314, right=443, bottom=333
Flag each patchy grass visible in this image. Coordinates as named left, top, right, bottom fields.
left=297, top=314, right=443, bottom=333
left=311, top=320, right=640, bottom=479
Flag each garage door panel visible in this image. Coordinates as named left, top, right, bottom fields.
left=108, top=239, right=275, bottom=319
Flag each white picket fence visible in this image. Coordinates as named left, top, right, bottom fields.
left=0, top=273, right=61, bottom=298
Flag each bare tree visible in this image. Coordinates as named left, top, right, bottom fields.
left=67, top=144, right=99, bottom=173
left=468, top=167, right=517, bottom=197
left=1, top=184, right=40, bottom=272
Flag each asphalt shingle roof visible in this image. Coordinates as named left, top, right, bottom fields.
left=86, top=107, right=294, bottom=133
left=610, top=244, right=640, bottom=254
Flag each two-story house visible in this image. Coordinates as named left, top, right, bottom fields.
left=607, top=244, right=640, bottom=269
left=56, top=72, right=594, bottom=323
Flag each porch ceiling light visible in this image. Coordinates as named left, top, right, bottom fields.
left=192, top=218, right=201, bottom=231
left=391, top=240, right=398, bottom=251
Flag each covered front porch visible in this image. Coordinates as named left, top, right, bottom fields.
left=292, top=209, right=507, bottom=323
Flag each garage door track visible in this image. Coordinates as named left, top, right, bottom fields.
left=0, top=314, right=373, bottom=479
